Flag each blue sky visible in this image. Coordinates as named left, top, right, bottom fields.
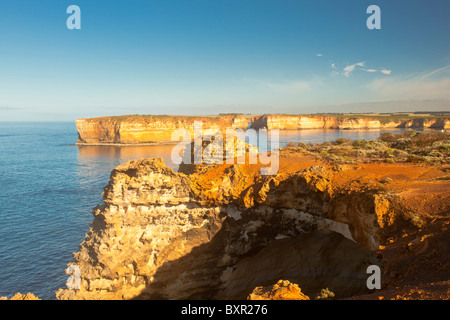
left=0, top=0, right=449, bottom=121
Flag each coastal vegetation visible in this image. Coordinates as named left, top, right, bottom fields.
left=271, top=112, right=450, bottom=124
left=285, top=130, right=450, bottom=165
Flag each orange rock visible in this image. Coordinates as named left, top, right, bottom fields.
left=248, top=280, right=310, bottom=300
left=250, top=115, right=449, bottom=130
left=0, top=292, right=40, bottom=300
left=76, top=115, right=249, bottom=144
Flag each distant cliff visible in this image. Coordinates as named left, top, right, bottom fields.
left=76, top=115, right=249, bottom=144
left=250, top=115, right=450, bottom=130
left=76, top=114, right=449, bottom=145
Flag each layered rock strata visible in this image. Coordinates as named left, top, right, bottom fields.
left=56, top=152, right=413, bottom=300
left=76, top=114, right=450, bottom=145
left=250, top=115, right=450, bottom=130
left=76, top=115, right=249, bottom=144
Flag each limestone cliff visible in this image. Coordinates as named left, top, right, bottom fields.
left=58, top=151, right=431, bottom=300
left=250, top=115, right=450, bottom=130
left=76, top=115, right=249, bottom=144
left=76, top=114, right=449, bottom=145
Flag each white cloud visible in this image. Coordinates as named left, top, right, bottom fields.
left=316, top=53, right=323, bottom=57
left=333, top=61, right=392, bottom=77
left=343, top=62, right=365, bottom=77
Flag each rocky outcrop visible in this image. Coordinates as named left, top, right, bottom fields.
left=56, top=151, right=406, bottom=300
left=76, top=115, right=249, bottom=144
left=0, top=293, right=40, bottom=300
left=247, top=280, right=310, bottom=300
left=250, top=115, right=449, bottom=130
left=56, top=158, right=223, bottom=300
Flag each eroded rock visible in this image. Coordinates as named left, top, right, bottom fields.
left=219, top=230, right=379, bottom=299
left=248, top=280, right=310, bottom=300
left=56, top=156, right=391, bottom=300
left=0, top=292, right=40, bottom=300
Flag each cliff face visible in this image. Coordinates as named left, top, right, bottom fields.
left=250, top=115, right=449, bottom=130
left=76, top=115, right=249, bottom=144
left=56, top=137, right=450, bottom=300
left=402, top=118, right=450, bottom=130
left=57, top=142, right=450, bottom=301
left=76, top=114, right=449, bottom=145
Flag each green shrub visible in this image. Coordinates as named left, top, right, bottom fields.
left=412, top=131, right=448, bottom=148
left=392, top=138, right=412, bottom=150
left=333, top=137, right=351, bottom=145
left=352, top=139, right=369, bottom=148
left=315, top=288, right=335, bottom=300
left=438, top=144, right=450, bottom=153
left=286, top=141, right=297, bottom=148
left=380, top=130, right=416, bottom=143
left=384, top=158, right=396, bottom=164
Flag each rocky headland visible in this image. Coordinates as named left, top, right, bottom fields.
left=56, top=130, right=450, bottom=300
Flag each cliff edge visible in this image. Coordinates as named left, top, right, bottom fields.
left=76, top=114, right=450, bottom=145
left=56, top=136, right=450, bottom=299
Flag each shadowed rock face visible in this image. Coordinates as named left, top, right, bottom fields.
left=56, top=154, right=396, bottom=300
left=219, top=231, right=378, bottom=299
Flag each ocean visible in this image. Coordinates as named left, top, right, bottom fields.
left=0, top=121, right=406, bottom=299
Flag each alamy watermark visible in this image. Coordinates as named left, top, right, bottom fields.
left=65, top=4, right=381, bottom=31
left=366, top=265, right=381, bottom=290
left=170, top=121, right=280, bottom=175
left=65, top=264, right=81, bottom=290
left=366, top=5, right=381, bottom=30
left=66, top=5, right=81, bottom=30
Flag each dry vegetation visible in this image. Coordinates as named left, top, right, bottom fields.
left=284, top=130, right=450, bottom=165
